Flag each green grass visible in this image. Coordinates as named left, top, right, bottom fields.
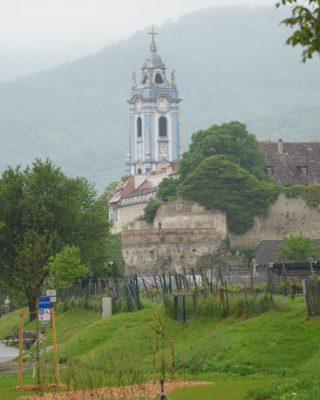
left=171, top=378, right=275, bottom=400
left=1, top=296, right=320, bottom=398
left=0, top=373, right=35, bottom=399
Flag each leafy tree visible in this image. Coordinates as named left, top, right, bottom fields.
left=276, top=0, right=320, bottom=61
left=105, top=234, right=124, bottom=277
left=47, top=246, right=90, bottom=288
left=179, top=122, right=268, bottom=182
left=0, top=159, right=111, bottom=320
left=178, top=156, right=279, bottom=234
left=144, top=200, right=164, bottom=223
left=278, top=233, right=320, bottom=262
left=156, top=177, right=179, bottom=202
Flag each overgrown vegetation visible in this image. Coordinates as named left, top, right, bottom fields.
left=179, top=121, right=269, bottom=182
left=144, top=199, right=164, bottom=223
left=278, top=233, right=320, bottom=262
left=178, top=156, right=279, bottom=234
left=0, top=159, right=115, bottom=321
left=156, top=177, right=179, bottom=202
left=281, top=183, right=320, bottom=207
left=154, top=121, right=320, bottom=234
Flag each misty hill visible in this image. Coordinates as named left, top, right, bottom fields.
left=0, top=7, right=319, bottom=191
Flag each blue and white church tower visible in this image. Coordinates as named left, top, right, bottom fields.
left=126, top=27, right=182, bottom=175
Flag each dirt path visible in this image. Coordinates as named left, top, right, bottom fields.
left=21, top=380, right=210, bottom=399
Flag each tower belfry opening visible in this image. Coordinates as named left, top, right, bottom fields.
left=126, top=26, right=182, bottom=175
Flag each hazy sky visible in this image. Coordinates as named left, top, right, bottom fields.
left=0, top=0, right=276, bottom=80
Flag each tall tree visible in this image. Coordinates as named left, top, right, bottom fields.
left=156, top=177, right=179, bottom=202
left=179, top=122, right=268, bottom=182
left=276, top=0, right=320, bottom=61
left=0, top=159, right=110, bottom=320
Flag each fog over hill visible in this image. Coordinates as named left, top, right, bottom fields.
left=0, top=7, right=319, bottom=191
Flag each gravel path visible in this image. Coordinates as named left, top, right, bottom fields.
left=0, top=343, right=19, bottom=363
left=21, top=380, right=211, bottom=399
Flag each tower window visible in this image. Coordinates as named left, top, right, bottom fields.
left=137, top=117, right=142, bottom=138
left=137, top=168, right=142, bottom=175
left=159, top=117, right=167, bottom=138
left=155, top=73, right=164, bottom=84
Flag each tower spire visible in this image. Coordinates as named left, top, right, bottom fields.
left=148, top=25, right=158, bottom=52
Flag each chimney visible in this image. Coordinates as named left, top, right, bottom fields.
left=277, top=139, right=283, bottom=155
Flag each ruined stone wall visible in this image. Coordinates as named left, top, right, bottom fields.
left=121, top=196, right=320, bottom=275
left=154, top=200, right=225, bottom=230
left=112, top=203, right=146, bottom=233
left=229, top=194, right=320, bottom=247
left=122, top=199, right=227, bottom=275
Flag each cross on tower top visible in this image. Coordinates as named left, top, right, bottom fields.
left=148, top=26, right=158, bottom=52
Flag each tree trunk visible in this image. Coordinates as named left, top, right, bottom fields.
left=28, top=298, right=37, bottom=322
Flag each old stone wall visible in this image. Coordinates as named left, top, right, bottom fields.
left=122, top=199, right=227, bottom=275
left=111, top=203, right=146, bottom=234
left=154, top=200, right=225, bottom=230
left=229, top=194, right=320, bottom=247
left=121, top=195, right=320, bottom=275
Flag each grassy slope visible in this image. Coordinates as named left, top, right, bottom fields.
left=0, top=296, right=320, bottom=399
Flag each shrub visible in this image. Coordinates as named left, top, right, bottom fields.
left=144, top=199, right=164, bottom=223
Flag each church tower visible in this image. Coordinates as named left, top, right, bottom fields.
left=126, top=27, right=182, bottom=175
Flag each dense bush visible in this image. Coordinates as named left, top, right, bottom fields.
left=179, top=121, right=269, bottom=182
left=156, top=177, right=179, bottom=202
left=282, top=184, right=320, bottom=207
left=144, top=199, right=164, bottom=223
left=178, top=156, right=279, bottom=234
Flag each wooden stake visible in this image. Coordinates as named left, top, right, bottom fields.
left=219, top=288, right=225, bottom=309
left=152, top=337, right=157, bottom=383
left=170, top=338, right=175, bottom=380
left=51, top=308, right=60, bottom=385
left=17, top=310, right=25, bottom=386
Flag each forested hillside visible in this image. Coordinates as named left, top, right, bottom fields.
left=0, top=7, right=319, bottom=191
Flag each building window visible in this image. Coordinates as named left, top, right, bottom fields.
left=297, top=166, right=308, bottom=176
left=137, top=168, right=142, bottom=174
left=266, top=166, right=273, bottom=175
left=159, top=117, right=167, bottom=138
left=137, top=117, right=142, bottom=138
left=155, top=73, right=164, bottom=84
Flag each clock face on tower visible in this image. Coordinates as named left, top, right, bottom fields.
left=135, top=98, right=143, bottom=113
left=156, top=97, right=169, bottom=112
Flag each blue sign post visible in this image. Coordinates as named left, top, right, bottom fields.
left=38, top=296, right=51, bottom=321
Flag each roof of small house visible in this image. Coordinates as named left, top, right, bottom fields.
left=259, top=140, right=320, bottom=185
left=109, top=171, right=176, bottom=204
left=109, top=176, right=136, bottom=204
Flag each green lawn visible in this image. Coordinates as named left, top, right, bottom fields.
left=0, top=296, right=319, bottom=399
left=171, top=378, right=275, bottom=400
left=0, top=373, right=35, bottom=400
